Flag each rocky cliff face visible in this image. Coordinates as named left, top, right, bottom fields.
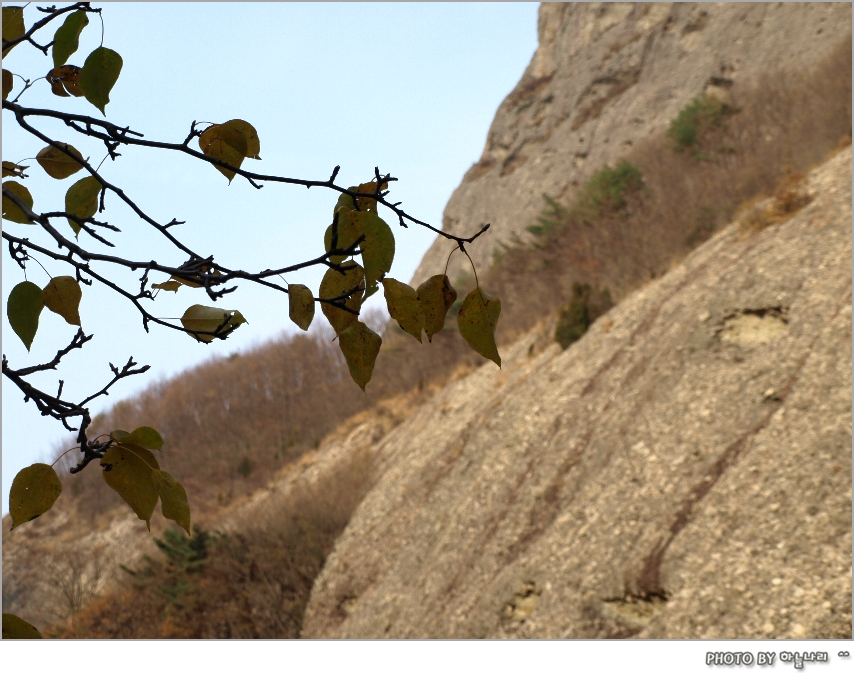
left=412, top=2, right=852, bottom=287
left=302, top=146, right=852, bottom=638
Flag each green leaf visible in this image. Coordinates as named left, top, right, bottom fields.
left=119, top=426, right=164, bottom=452
left=2, top=68, right=13, bottom=100
left=7, top=281, right=44, bottom=351
left=42, top=275, right=82, bottom=326
left=110, top=429, right=130, bottom=442
left=2, top=6, right=25, bottom=57
left=324, top=208, right=362, bottom=263
left=457, top=288, right=501, bottom=367
left=101, top=445, right=160, bottom=530
left=2, top=180, right=34, bottom=224
left=52, top=9, right=89, bottom=69
left=382, top=278, right=423, bottom=342
left=2, top=614, right=42, bottom=639
left=416, top=274, right=457, bottom=342
left=338, top=321, right=382, bottom=392
left=152, top=280, right=181, bottom=293
left=288, top=283, right=314, bottom=331
left=9, top=463, right=62, bottom=530
left=65, top=175, right=101, bottom=236
left=151, top=470, right=191, bottom=535
left=36, top=143, right=85, bottom=179
left=319, top=261, right=364, bottom=335
left=334, top=186, right=358, bottom=214
left=79, top=46, right=122, bottom=115
left=180, top=304, right=247, bottom=343
left=352, top=211, right=395, bottom=289
left=2, top=161, right=28, bottom=178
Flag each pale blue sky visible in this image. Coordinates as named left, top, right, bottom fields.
left=2, top=3, right=539, bottom=514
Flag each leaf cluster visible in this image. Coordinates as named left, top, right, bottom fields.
left=1, top=4, right=500, bottom=633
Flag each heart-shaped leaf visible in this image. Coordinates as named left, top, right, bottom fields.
left=457, top=288, right=501, bottom=367
left=52, top=9, right=89, bottom=69
left=352, top=211, right=395, bottom=289
left=2, top=614, right=42, bottom=639
left=65, top=175, right=101, bottom=236
left=152, top=470, right=191, bottom=535
left=382, top=278, right=423, bottom=342
left=319, top=261, right=364, bottom=335
left=101, top=445, right=160, bottom=530
left=338, top=320, right=382, bottom=391
left=2, top=6, right=25, bottom=57
left=198, top=120, right=259, bottom=181
left=180, top=304, right=247, bottom=343
left=288, top=283, right=315, bottom=331
left=79, top=46, right=122, bottom=115
left=2, top=180, right=34, bottom=223
left=220, top=119, right=261, bottom=159
left=9, top=463, right=62, bottom=529
left=7, top=281, right=44, bottom=350
left=417, top=274, right=457, bottom=342
left=2, top=69, right=13, bottom=100
left=36, top=144, right=85, bottom=180
left=42, top=275, right=82, bottom=325
left=118, top=426, right=164, bottom=452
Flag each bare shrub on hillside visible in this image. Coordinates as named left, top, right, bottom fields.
left=51, top=445, right=375, bottom=638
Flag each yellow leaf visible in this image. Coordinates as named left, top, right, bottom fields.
left=2, top=180, right=34, bottom=224
left=324, top=207, right=362, bottom=263
left=9, top=463, right=62, bottom=530
left=36, top=143, right=85, bottom=180
left=338, top=321, right=382, bottom=392
left=152, top=470, right=191, bottom=535
left=457, top=288, right=501, bottom=367
left=42, top=275, right=82, bottom=326
left=180, top=304, right=247, bottom=343
left=2, top=6, right=25, bottom=58
left=101, top=445, right=160, bottom=530
left=352, top=211, right=395, bottom=290
left=220, top=119, right=261, bottom=159
left=416, top=274, right=457, bottom=342
left=354, top=180, right=388, bottom=213
left=319, top=261, right=364, bottom=335
left=2, top=161, right=28, bottom=178
left=152, top=280, right=181, bottom=292
left=288, top=283, right=314, bottom=331
left=382, top=278, right=423, bottom=342
left=333, top=186, right=358, bottom=214
left=2, top=614, right=42, bottom=639
left=199, top=123, right=248, bottom=182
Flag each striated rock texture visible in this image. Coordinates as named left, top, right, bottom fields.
left=412, top=2, right=852, bottom=287
left=302, top=147, right=852, bottom=639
